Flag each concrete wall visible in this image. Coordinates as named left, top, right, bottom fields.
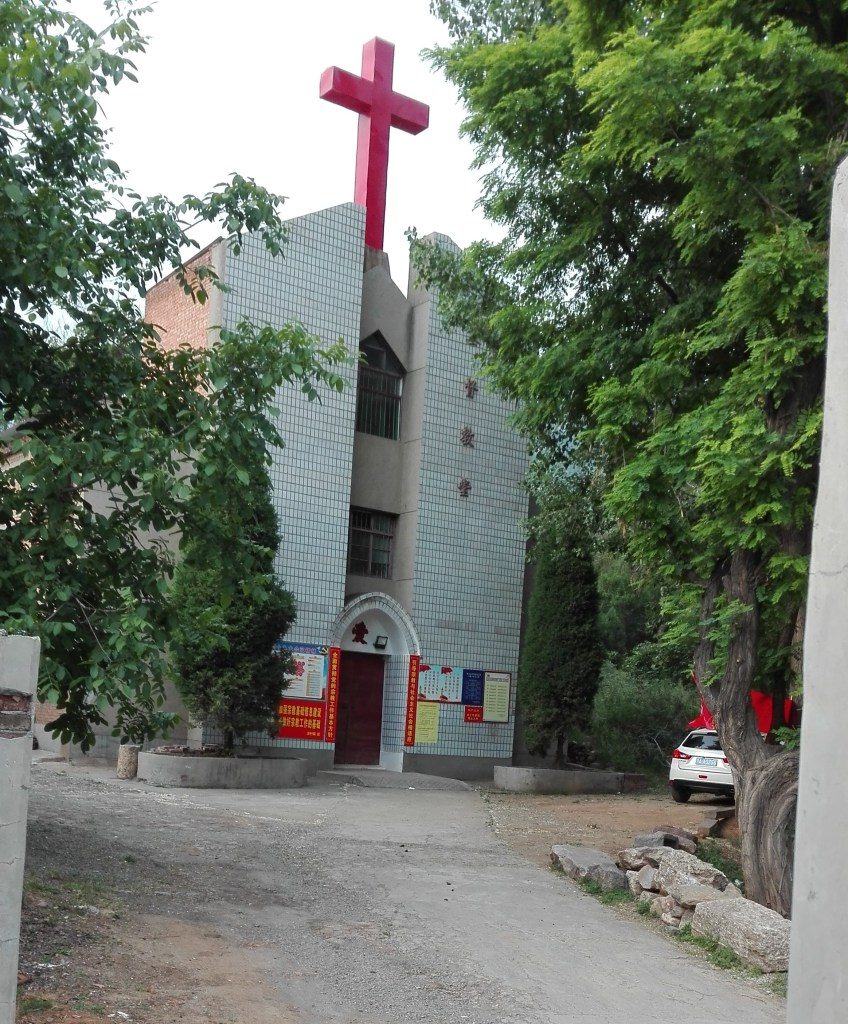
left=349, top=432, right=405, bottom=513
left=403, top=753, right=509, bottom=781
left=35, top=678, right=188, bottom=761
left=788, top=157, right=848, bottom=1023
left=0, top=635, right=40, bottom=1023
left=493, top=765, right=635, bottom=795
left=360, top=264, right=412, bottom=366
left=137, top=751, right=308, bottom=789
left=348, top=262, right=424, bottom=616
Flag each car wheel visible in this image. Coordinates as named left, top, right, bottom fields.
left=671, top=786, right=690, bottom=803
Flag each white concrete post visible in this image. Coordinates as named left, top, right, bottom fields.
left=787, top=158, right=848, bottom=1022
left=0, top=634, right=40, bottom=1024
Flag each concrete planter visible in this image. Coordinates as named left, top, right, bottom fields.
left=137, top=751, right=308, bottom=789
left=494, top=765, right=646, bottom=795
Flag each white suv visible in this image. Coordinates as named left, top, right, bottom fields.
left=669, top=729, right=735, bottom=803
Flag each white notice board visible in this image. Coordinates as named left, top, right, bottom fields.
left=277, top=643, right=327, bottom=700
left=482, top=671, right=511, bottom=722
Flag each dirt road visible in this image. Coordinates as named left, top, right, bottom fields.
left=21, top=763, right=782, bottom=1024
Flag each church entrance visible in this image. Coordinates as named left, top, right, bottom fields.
left=334, top=652, right=385, bottom=765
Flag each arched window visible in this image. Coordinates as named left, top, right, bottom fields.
left=355, top=333, right=404, bottom=440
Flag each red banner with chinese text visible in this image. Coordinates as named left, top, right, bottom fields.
left=464, top=705, right=484, bottom=723
left=325, top=646, right=341, bottom=742
left=403, top=655, right=421, bottom=746
left=278, top=698, right=326, bottom=741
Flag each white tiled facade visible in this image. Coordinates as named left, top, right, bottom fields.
left=222, top=205, right=364, bottom=645
left=173, top=205, right=529, bottom=774
left=402, top=241, right=527, bottom=762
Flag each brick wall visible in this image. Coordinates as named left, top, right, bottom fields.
left=34, top=700, right=61, bottom=726
left=144, top=242, right=221, bottom=352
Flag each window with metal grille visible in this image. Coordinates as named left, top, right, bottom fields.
left=355, top=334, right=403, bottom=440
left=348, top=508, right=395, bottom=578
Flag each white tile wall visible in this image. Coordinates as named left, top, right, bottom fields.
left=409, top=235, right=529, bottom=759
left=210, top=203, right=365, bottom=751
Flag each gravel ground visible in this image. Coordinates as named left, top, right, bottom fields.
left=20, top=762, right=784, bottom=1024
left=483, top=787, right=738, bottom=867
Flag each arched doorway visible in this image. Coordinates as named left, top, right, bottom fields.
left=330, top=593, right=421, bottom=770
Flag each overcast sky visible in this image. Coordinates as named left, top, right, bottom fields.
left=70, top=0, right=497, bottom=289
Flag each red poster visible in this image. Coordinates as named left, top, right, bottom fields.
left=404, top=655, right=421, bottom=747
left=278, top=698, right=326, bottom=741
left=464, top=705, right=484, bottom=723
left=325, top=646, right=341, bottom=742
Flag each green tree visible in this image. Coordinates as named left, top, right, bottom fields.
left=519, top=535, right=603, bottom=767
left=417, top=0, right=843, bottom=914
left=1, top=0, right=347, bottom=749
left=594, top=550, right=659, bottom=662
left=170, top=447, right=296, bottom=750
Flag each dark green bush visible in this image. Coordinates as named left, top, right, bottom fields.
left=170, top=447, right=295, bottom=749
left=590, top=642, right=695, bottom=775
left=519, top=536, right=603, bottom=766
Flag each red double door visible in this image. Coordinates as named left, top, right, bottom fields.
left=334, top=652, right=385, bottom=765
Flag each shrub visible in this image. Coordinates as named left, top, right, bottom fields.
left=590, top=642, right=695, bottom=775
left=519, top=536, right=603, bottom=766
left=170, top=447, right=295, bottom=749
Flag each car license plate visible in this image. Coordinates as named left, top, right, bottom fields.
left=695, top=756, right=717, bottom=766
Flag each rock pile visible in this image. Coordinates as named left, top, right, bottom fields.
left=617, top=843, right=741, bottom=928
left=550, top=823, right=790, bottom=973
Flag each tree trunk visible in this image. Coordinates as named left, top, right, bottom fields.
left=553, top=731, right=567, bottom=769
left=696, top=549, right=798, bottom=917
left=735, top=750, right=799, bottom=914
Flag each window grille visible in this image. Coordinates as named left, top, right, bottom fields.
left=348, top=508, right=395, bottom=578
left=356, top=333, right=404, bottom=440
left=356, top=365, right=402, bottom=440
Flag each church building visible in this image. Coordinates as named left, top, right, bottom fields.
left=144, top=39, right=529, bottom=779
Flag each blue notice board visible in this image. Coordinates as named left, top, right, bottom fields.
left=461, top=669, right=485, bottom=706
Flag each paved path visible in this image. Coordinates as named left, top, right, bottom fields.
left=27, top=763, right=783, bottom=1024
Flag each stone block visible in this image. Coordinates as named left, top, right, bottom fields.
left=668, top=882, right=742, bottom=909
left=692, top=897, right=790, bottom=973
left=495, top=766, right=626, bottom=795
left=551, top=844, right=628, bottom=891
left=116, top=743, right=140, bottom=780
left=636, top=864, right=658, bottom=892
left=651, top=894, right=676, bottom=918
left=654, top=849, right=729, bottom=895
left=653, top=823, right=699, bottom=844
left=627, top=870, right=642, bottom=895
left=632, top=829, right=677, bottom=848
left=617, top=846, right=668, bottom=871
left=632, top=829, right=697, bottom=854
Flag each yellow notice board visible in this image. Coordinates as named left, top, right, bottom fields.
left=414, top=700, right=440, bottom=744
left=482, top=671, right=511, bottom=723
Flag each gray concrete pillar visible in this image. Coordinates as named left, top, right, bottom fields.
left=0, top=634, right=40, bottom=1024
left=787, top=158, right=848, bottom=1022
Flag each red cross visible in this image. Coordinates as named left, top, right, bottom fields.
left=320, top=38, right=430, bottom=251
